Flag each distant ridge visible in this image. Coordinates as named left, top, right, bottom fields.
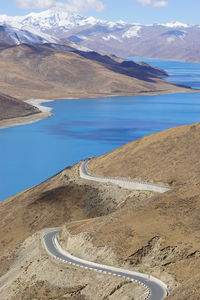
left=1, top=7, right=199, bottom=62
left=0, top=42, right=191, bottom=101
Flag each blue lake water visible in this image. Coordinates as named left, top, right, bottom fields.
left=1, top=59, right=200, bottom=201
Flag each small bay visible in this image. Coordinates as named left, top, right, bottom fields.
left=1, top=59, right=200, bottom=201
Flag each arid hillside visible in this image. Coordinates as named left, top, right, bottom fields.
left=0, top=163, right=144, bottom=299
left=89, top=123, right=200, bottom=186
left=0, top=123, right=200, bottom=299
left=0, top=93, right=39, bottom=121
left=0, top=44, right=192, bottom=100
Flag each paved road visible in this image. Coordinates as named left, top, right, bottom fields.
left=43, top=229, right=168, bottom=300
left=43, top=158, right=171, bottom=300
left=80, top=159, right=171, bottom=194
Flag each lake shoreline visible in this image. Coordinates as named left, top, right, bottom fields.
left=0, top=112, right=52, bottom=130
left=0, top=99, right=54, bottom=130
left=0, top=87, right=198, bottom=130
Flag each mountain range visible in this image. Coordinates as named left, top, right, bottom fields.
left=1, top=8, right=200, bottom=62
left=0, top=7, right=197, bottom=125
left=0, top=9, right=194, bottom=122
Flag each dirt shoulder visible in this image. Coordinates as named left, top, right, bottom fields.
left=0, top=232, right=145, bottom=300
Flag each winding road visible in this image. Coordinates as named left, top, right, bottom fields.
left=80, top=159, right=171, bottom=193
left=43, top=159, right=171, bottom=300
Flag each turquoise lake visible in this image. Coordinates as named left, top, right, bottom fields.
left=1, top=59, right=200, bottom=201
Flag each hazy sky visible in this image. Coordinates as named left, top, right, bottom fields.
left=1, top=0, right=200, bottom=25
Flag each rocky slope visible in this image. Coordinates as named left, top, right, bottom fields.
left=0, top=123, right=200, bottom=299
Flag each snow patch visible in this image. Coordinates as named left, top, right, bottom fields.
left=70, top=43, right=91, bottom=52
left=122, top=25, right=141, bottom=39
left=78, top=35, right=88, bottom=40
left=162, top=21, right=190, bottom=28
left=166, top=36, right=176, bottom=43
left=102, top=34, right=122, bottom=42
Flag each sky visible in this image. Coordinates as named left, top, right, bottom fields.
left=1, top=0, right=200, bottom=25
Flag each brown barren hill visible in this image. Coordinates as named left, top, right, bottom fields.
left=0, top=43, right=194, bottom=100
left=89, top=123, right=200, bottom=186
left=70, top=123, right=200, bottom=299
left=0, top=93, right=39, bottom=121
left=0, top=123, right=200, bottom=299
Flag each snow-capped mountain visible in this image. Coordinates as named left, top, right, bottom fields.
left=18, top=10, right=98, bottom=31
left=0, top=7, right=193, bottom=33
left=0, top=23, right=57, bottom=47
left=0, top=8, right=102, bottom=34
left=1, top=8, right=200, bottom=62
left=0, top=7, right=133, bottom=44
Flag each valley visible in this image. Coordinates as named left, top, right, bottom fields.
left=0, top=4, right=200, bottom=300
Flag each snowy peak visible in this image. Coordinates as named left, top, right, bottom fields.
left=0, top=7, right=102, bottom=33
left=0, top=11, right=81, bottom=42
left=0, top=8, right=198, bottom=60
left=161, top=21, right=191, bottom=28
left=0, top=8, right=142, bottom=36
left=20, top=8, right=87, bottom=30
left=122, top=25, right=141, bottom=39
left=0, top=9, right=195, bottom=37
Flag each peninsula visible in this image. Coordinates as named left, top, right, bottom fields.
left=0, top=43, right=195, bottom=129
